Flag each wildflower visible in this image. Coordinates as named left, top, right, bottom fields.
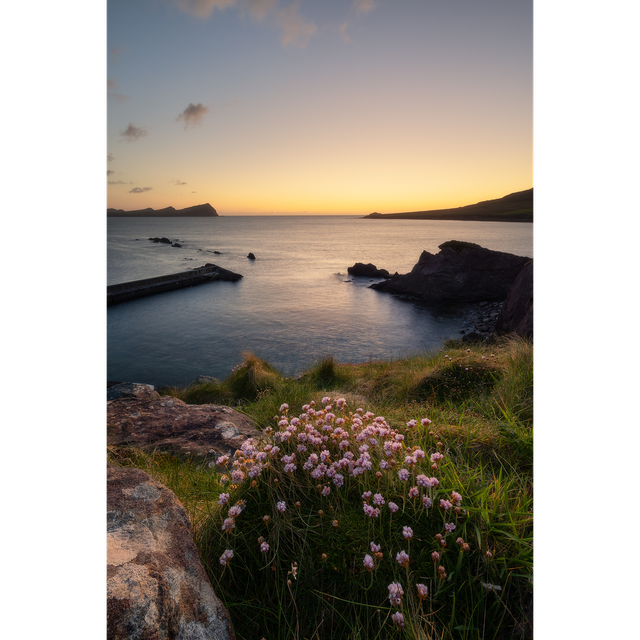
left=222, top=517, right=235, bottom=531
left=416, top=474, right=429, bottom=487
left=430, top=452, right=444, bottom=464
left=388, top=582, right=404, bottom=607
left=294, top=501, right=301, bottom=508
left=486, top=550, right=493, bottom=559
left=228, top=505, right=243, bottom=518
left=396, top=550, right=410, bottom=568
left=421, top=417, right=432, bottom=426
left=362, top=490, right=372, bottom=502
left=388, top=501, right=399, bottom=513
left=451, top=491, right=462, bottom=506
left=408, top=486, right=419, bottom=498
left=276, top=501, right=286, bottom=513
left=218, top=493, right=230, bottom=505
left=431, top=551, right=440, bottom=562
left=220, top=475, right=229, bottom=485
left=297, top=444, right=307, bottom=452
left=456, top=537, right=465, bottom=547
left=370, top=541, right=381, bottom=553
left=423, top=496, right=432, bottom=508
left=284, top=463, right=296, bottom=473
left=402, top=526, right=413, bottom=540
left=444, top=522, right=456, bottom=533
left=406, top=419, right=417, bottom=428
left=398, top=468, right=410, bottom=481
left=416, top=583, right=428, bottom=600
left=392, top=612, right=405, bottom=629
left=263, top=515, right=270, bottom=523
left=440, top=499, right=452, bottom=511
left=260, top=541, right=269, bottom=553
left=219, top=549, right=234, bottom=566
left=321, top=553, right=328, bottom=561
left=216, top=455, right=229, bottom=466
left=332, top=519, right=338, bottom=527
left=373, top=493, right=385, bottom=506
left=322, top=396, right=331, bottom=404
left=231, top=470, right=245, bottom=483
left=332, top=473, right=344, bottom=487
left=463, top=543, right=470, bottom=552
left=322, top=485, right=331, bottom=496
left=363, top=554, right=374, bottom=571
left=279, top=403, right=289, bottom=412
left=363, top=504, right=380, bottom=518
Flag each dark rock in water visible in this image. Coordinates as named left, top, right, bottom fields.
left=149, top=237, right=172, bottom=244
left=192, top=375, right=221, bottom=385
left=494, top=260, right=533, bottom=338
left=347, top=262, right=390, bottom=278
left=171, top=243, right=182, bottom=248
left=247, top=252, right=256, bottom=260
left=370, top=241, right=529, bottom=303
left=107, top=382, right=159, bottom=402
left=214, top=250, right=221, bottom=254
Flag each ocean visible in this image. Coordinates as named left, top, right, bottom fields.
left=107, top=216, right=533, bottom=387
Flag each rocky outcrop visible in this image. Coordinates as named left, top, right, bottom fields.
left=107, top=383, right=159, bottom=402
left=247, top=253, right=256, bottom=260
left=108, top=203, right=218, bottom=217
left=494, top=260, right=533, bottom=338
left=370, top=241, right=530, bottom=303
left=107, top=465, right=234, bottom=640
left=107, top=395, right=260, bottom=461
left=347, top=263, right=390, bottom=278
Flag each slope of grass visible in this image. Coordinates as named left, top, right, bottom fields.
left=108, top=337, right=533, bottom=640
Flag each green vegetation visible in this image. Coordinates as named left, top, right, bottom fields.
left=108, top=336, right=533, bottom=640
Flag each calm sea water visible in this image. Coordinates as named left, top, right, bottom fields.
left=107, top=216, right=532, bottom=387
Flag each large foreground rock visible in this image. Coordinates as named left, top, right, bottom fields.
left=107, top=465, right=234, bottom=640
left=107, top=395, right=260, bottom=461
left=370, top=240, right=530, bottom=303
left=494, top=260, right=533, bottom=338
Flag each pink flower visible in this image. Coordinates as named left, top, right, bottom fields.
left=451, top=491, right=462, bottom=506
left=363, top=554, right=374, bottom=571
left=421, top=417, right=432, bottom=426
left=408, top=486, right=419, bottom=498
left=228, top=505, right=243, bottom=518
left=279, top=403, right=289, bottom=412
left=370, top=541, right=381, bottom=553
left=218, top=493, right=230, bottom=505
left=406, top=419, right=417, bottom=428
left=260, top=541, right=269, bottom=553
left=440, top=499, right=452, bottom=510
left=431, top=551, right=440, bottom=562
left=222, top=517, right=235, bottom=531
left=216, top=455, right=229, bottom=466
left=444, top=522, right=456, bottom=533
left=362, top=491, right=372, bottom=502
left=219, top=549, right=234, bottom=566
left=416, top=583, right=428, bottom=600
left=402, top=526, right=413, bottom=540
left=231, top=470, right=245, bottom=483
left=388, top=501, right=399, bottom=513
left=392, top=612, right=405, bottom=628
left=423, top=496, right=432, bottom=508
left=398, top=468, right=410, bottom=481
left=396, top=550, right=410, bottom=567
left=373, top=493, right=385, bottom=506
left=276, top=501, right=286, bottom=513
left=322, top=485, right=331, bottom=496
left=388, top=582, right=404, bottom=606
left=416, top=474, right=429, bottom=487
left=363, top=504, right=380, bottom=518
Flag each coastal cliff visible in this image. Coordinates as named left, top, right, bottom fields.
left=364, top=188, right=532, bottom=222
left=107, top=203, right=218, bottom=217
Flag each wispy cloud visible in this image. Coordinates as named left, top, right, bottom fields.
left=245, top=0, right=278, bottom=21
left=110, top=46, right=127, bottom=64
left=353, top=0, right=375, bottom=15
left=109, top=180, right=134, bottom=185
left=108, top=153, right=114, bottom=163
left=120, top=123, right=148, bottom=142
left=176, top=103, right=209, bottom=129
left=172, top=179, right=188, bottom=185
left=172, top=0, right=238, bottom=19
left=108, top=78, right=128, bottom=102
left=107, top=169, right=114, bottom=176
left=339, top=21, right=349, bottom=44
left=276, top=3, right=317, bottom=48
left=129, top=187, right=153, bottom=194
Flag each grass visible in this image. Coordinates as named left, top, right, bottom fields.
left=108, top=336, right=533, bottom=640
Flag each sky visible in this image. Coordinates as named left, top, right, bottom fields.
left=107, top=0, right=532, bottom=214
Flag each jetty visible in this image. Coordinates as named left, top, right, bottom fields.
left=107, top=264, right=242, bottom=306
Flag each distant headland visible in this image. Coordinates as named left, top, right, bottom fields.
left=107, top=203, right=218, bottom=217
left=363, top=188, right=533, bottom=222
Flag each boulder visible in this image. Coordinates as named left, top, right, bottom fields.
left=370, top=241, right=530, bottom=303
left=347, top=263, right=390, bottom=278
left=247, top=253, right=256, bottom=260
left=107, top=395, right=260, bottom=460
left=107, top=465, right=234, bottom=640
left=494, top=260, right=533, bottom=338
left=107, top=383, right=160, bottom=402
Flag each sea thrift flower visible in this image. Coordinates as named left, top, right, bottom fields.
left=416, top=583, right=428, bottom=600
left=398, top=468, right=410, bottom=481
left=231, top=470, right=245, bottom=483
left=332, top=519, right=339, bottom=527
left=362, top=491, right=372, bottom=502
left=396, top=550, right=410, bottom=568
left=322, top=485, right=331, bottom=496
left=373, top=493, right=385, bottom=506
left=388, top=582, right=404, bottom=607
left=408, top=486, right=419, bottom=498
left=363, top=554, right=374, bottom=571
left=431, top=551, right=440, bottom=562
left=260, top=541, right=269, bottom=553
left=392, top=612, right=405, bottom=629
left=279, top=403, right=289, bottom=412
left=219, top=549, right=234, bottom=566
left=228, top=505, right=243, bottom=518
left=276, top=501, right=286, bottom=513
left=216, top=455, right=229, bottom=466
left=370, top=541, right=381, bottom=553
left=406, top=419, right=417, bottom=428
left=486, top=551, right=493, bottom=559
left=402, top=526, right=413, bottom=540
left=440, top=499, right=452, bottom=510
left=451, top=491, right=462, bottom=506
left=421, top=417, right=432, bottom=426
left=363, top=504, right=380, bottom=518
left=263, top=515, right=270, bottom=523
left=222, top=518, right=235, bottom=532
left=416, top=474, right=429, bottom=488
left=423, top=496, right=432, bottom=508
left=218, top=493, right=230, bottom=505
left=388, top=502, right=399, bottom=513
left=430, top=452, right=444, bottom=464
left=444, top=522, right=456, bottom=533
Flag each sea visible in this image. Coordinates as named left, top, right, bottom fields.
left=107, top=216, right=533, bottom=387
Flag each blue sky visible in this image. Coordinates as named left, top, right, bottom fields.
left=107, top=0, right=533, bottom=213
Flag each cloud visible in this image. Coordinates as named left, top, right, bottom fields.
left=109, top=180, right=134, bottom=185
left=108, top=153, right=114, bottom=163
left=176, top=103, right=209, bottom=129
left=339, top=22, right=349, bottom=44
left=353, top=0, right=375, bottom=15
left=172, top=0, right=238, bottom=19
left=120, top=123, right=148, bottom=141
left=172, top=179, right=188, bottom=185
left=276, top=3, right=317, bottom=48
left=108, top=78, right=128, bottom=102
left=110, top=46, right=127, bottom=64
left=245, top=0, right=278, bottom=21
left=129, top=187, right=153, bottom=194
left=107, top=169, right=114, bottom=176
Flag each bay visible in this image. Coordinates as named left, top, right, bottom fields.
left=107, top=216, right=532, bottom=387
